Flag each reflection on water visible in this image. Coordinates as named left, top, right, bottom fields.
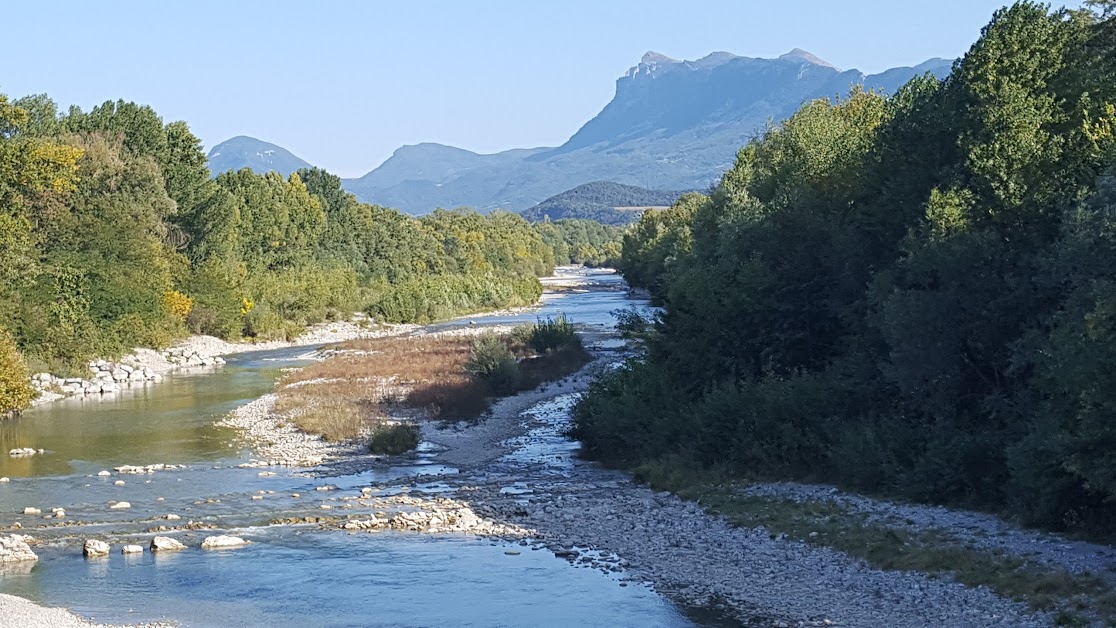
left=0, top=348, right=310, bottom=478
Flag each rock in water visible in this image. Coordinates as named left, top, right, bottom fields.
left=22, top=507, right=40, bottom=515
left=150, top=536, right=186, bottom=552
left=0, top=535, right=37, bottom=563
left=83, top=539, right=110, bottom=557
left=121, top=544, right=144, bottom=554
left=200, top=535, right=249, bottom=549
left=109, top=501, right=131, bottom=510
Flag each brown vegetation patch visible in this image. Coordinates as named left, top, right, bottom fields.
left=275, top=326, right=592, bottom=444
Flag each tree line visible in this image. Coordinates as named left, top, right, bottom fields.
left=0, top=94, right=621, bottom=414
left=574, top=2, right=1116, bottom=536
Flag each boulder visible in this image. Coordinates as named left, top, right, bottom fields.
left=0, top=535, right=37, bottom=563
left=96, top=470, right=111, bottom=477
left=150, top=536, right=186, bottom=552
left=200, top=535, right=249, bottom=549
left=9, top=448, right=36, bottom=457
left=121, top=544, right=144, bottom=554
left=83, top=539, right=110, bottom=557
left=109, top=501, right=131, bottom=510
left=100, top=382, right=120, bottom=393
left=165, top=514, right=181, bottom=520
left=0, top=477, right=9, bottom=483
left=22, top=507, right=40, bottom=515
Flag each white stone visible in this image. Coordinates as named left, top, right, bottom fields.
left=150, top=536, right=186, bottom=552
left=109, top=501, right=131, bottom=510
left=114, top=480, right=125, bottom=486
left=22, top=507, right=40, bottom=515
left=100, top=382, right=120, bottom=393
left=0, top=477, right=8, bottom=483
left=97, top=470, right=111, bottom=477
left=165, top=514, right=181, bottom=520
left=200, top=535, right=249, bottom=549
left=9, top=448, right=36, bottom=457
left=0, top=535, right=37, bottom=563
left=83, top=539, right=110, bottom=557
left=121, top=544, right=144, bottom=554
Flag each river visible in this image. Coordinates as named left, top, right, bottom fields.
left=0, top=268, right=691, bottom=627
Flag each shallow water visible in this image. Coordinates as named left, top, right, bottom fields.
left=0, top=269, right=689, bottom=627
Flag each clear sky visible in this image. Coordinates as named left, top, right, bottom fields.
left=0, top=0, right=1086, bottom=177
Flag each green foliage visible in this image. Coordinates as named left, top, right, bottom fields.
left=0, top=91, right=557, bottom=373
left=520, top=181, right=688, bottom=225
left=465, top=333, right=520, bottom=394
left=369, top=273, right=542, bottom=324
left=0, top=327, right=34, bottom=416
left=578, top=3, right=1116, bottom=537
left=534, top=218, right=623, bottom=266
left=520, top=314, right=578, bottom=354
left=367, top=423, right=421, bottom=455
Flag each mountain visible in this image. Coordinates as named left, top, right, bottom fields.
left=207, top=136, right=314, bottom=178
left=341, top=50, right=953, bottom=213
left=520, top=181, right=687, bottom=225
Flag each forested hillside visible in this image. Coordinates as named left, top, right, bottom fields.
left=0, top=96, right=568, bottom=414
left=519, top=182, right=685, bottom=225
left=574, top=2, right=1116, bottom=536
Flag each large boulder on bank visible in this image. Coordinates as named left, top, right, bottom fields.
left=200, top=535, right=249, bottom=549
left=150, top=536, right=186, bottom=552
left=83, top=539, right=110, bottom=557
left=0, top=535, right=37, bottom=562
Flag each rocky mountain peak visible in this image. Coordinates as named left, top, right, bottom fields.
left=778, top=48, right=839, bottom=70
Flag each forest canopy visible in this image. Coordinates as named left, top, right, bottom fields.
left=574, top=1, right=1116, bottom=536
left=0, top=95, right=607, bottom=414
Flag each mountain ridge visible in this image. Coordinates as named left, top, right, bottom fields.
left=208, top=50, right=954, bottom=214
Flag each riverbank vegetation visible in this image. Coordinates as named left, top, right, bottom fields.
left=275, top=318, right=589, bottom=449
left=574, top=2, right=1116, bottom=538
left=0, top=93, right=622, bottom=415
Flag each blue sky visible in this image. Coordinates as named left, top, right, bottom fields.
left=0, top=0, right=1086, bottom=177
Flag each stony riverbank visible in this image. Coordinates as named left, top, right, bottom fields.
left=29, top=317, right=419, bottom=407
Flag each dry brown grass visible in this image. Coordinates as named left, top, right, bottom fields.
left=275, top=331, right=592, bottom=440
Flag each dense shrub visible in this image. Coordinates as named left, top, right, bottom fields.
left=368, top=423, right=421, bottom=455
left=0, top=328, right=34, bottom=416
left=519, top=314, right=578, bottom=354
left=465, top=333, right=520, bottom=394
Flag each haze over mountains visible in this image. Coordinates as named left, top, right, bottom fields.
left=207, top=50, right=953, bottom=214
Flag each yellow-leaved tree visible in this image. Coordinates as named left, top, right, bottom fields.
left=0, top=328, right=34, bottom=416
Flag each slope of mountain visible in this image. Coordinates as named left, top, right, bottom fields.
left=520, top=181, right=687, bottom=225
left=207, top=136, right=313, bottom=177
left=341, top=50, right=953, bottom=213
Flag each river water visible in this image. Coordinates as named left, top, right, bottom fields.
left=0, top=268, right=687, bottom=627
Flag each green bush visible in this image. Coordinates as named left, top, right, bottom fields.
left=465, top=333, right=520, bottom=394
left=0, top=328, right=34, bottom=416
left=368, top=423, right=421, bottom=455
left=523, top=314, right=578, bottom=353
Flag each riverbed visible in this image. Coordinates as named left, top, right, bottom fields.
left=0, top=268, right=689, bottom=627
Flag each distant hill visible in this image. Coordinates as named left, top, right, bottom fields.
left=206, top=136, right=313, bottom=177
left=520, top=182, right=687, bottom=225
left=208, top=51, right=953, bottom=214
left=341, top=51, right=953, bottom=213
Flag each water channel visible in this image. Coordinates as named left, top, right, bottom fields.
left=0, top=268, right=688, bottom=627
